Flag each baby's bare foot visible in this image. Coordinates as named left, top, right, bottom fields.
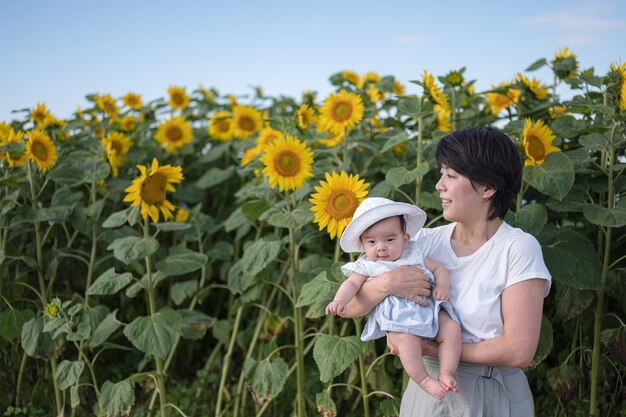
left=417, top=375, right=447, bottom=400
left=439, top=372, right=460, bottom=393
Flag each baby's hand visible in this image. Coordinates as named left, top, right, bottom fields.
left=433, top=286, right=450, bottom=302
left=326, top=300, right=346, bottom=316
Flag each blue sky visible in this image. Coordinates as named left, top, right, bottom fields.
left=1, top=0, right=625, bottom=122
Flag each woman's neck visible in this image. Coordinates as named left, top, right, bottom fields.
left=450, top=218, right=502, bottom=257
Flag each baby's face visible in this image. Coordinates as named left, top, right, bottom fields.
left=360, top=216, right=409, bottom=262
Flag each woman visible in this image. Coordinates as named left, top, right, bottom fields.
left=344, top=127, right=551, bottom=416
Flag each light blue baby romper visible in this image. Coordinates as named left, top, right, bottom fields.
left=341, top=238, right=460, bottom=341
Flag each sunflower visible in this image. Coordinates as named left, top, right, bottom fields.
left=484, top=83, right=521, bottom=115
left=314, top=128, right=344, bottom=148
left=122, top=92, right=143, bottom=110
left=154, top=116, right=193, bottom=153
left=241, top=146, right=262, bottom=166
left=434, top=105, right=451, bottom=132
left=445, top=70, right=464, bottom=86
left=522, top=118, right=560, bottom=166
left=548, top=105, right=568, bottom=119
left=609, top=62, right=626, bottom=111
left=256, top=128, right=283, bottom=150
left=4, top=130, right=27, bottom=168
left=96, top=94, right=120, bottom=117
left=297, top=104, right=317, bottom=130
left=423, top=70, right=450, bottom=112
left=208, top=111, right=235, bottom=141
left=309, top=171, right=370, bottom=239
left=367, top=84, right=384, bottom=103
left=260, top=135, right=314, bottom=191
left=123, top=158, right=184, bottom=223
left=319, top=90, right=364, bottom=133
left=0, top=123, right=11, bottom=163
left=101, top=132, right=132, bottom=177
left=198, top=84, right=216, bottom=103
left=119, top=115, right=137, bottom=132
left=168, top=86, right=190, bottom=110
left=551, top=48, right=578, bottom=79
left=358, top=72, right=381, bottom=89
left=232, top=105, right=263, bottom=139
left=301, top=90, right=317, bottom=105
left=175, top=208, right=189, bottom=223
left=25, top=130, right=57, bottom=172
left=393, top=80, right=406, bottom=96
left=31, top=103, right=53, bottom=128
left=516, top=74, right=548, bottom=101
left=342, top=70, right=360, bottom=86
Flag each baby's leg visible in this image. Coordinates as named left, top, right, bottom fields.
left=435, top=311, right=462, bottom=393
left=387, top=331, right=447, bottom=400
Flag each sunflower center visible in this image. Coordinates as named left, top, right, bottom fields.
left=274, top=150, right=300, bottom=177
left=239, top=116, right=256, bottom=132
left=172, top=93, right=184, bottom=106
left=166, top=126, right=183, bottom=142
left=218, top=120, right=230, bottom=132
left=140, top=172, right=168, bottom=205
left=326, top=190, right=358, bottom=220
left=104, top=102, right=116, bottom=114
left=32, top=141, right=48, bottom=160
left=331, top=101, right=353, bottom=122
left=527, top=135, right=546, bottom=160
left=110, top=141, right=123, bottom=155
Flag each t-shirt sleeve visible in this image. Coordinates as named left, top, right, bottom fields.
left=506, top=233, right=552, bottom=297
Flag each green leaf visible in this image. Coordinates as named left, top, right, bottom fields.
left=196, top=166, right=236, bottom=189
left=0, top=308, right=34, bottom=342
left=583, top=203, right=626, bottom=228
left=525, top=58, right=547, bottom=72
left=154, top=222, right=192, bottom=232
left=156, top=250, right=207, bottom=277
left=296, top=271, right=338, bottom=307
left=179, top=309, right=215, bottom=340
left=108, top=236, right=159, bottom=264
left=99, top=380, right=135, bottom=417
left=241, top=239, right=282, bottom=276
left=55, top=360, right=84, bottom=390
left=316, top=391, right=338, bottom=417
left=70, top=385, right=80, bottom=408
left=207, top=241, right=234, bottom=261
left=579, top=133, right=608, bottom=152
left=265, top=210, right=299, bottom=229
left=21, top=316, right=55, bottom=358
left=171, top=280, right=198, bottom=305
left=67, top=321, right=91, bottom=342
left=123, top=308, right=180, bottom=359
left=523, top=152, right=575, bottom=201
left=224, top=208, right=249, bottom=232
left=244, top=357, right=289, bottom=406
left=505, top=204, right=548, bottom=236
left=198, top=141, right=230, bottom=164
left=241, top=200, right=271, bottom=221
left=530, top=316, right=553, bottom=369
left=381, top=131, right=409, bottom=153
left=86, top=268, right=134, bottom=295
left=90, top=310, right=121, bottom=348
left=386, top=167, right=419, bottom=187
left=10, top=205, right=74, bottom=227
left=380, top=398, right=401, bottom=417
left=541, top=229, right=602, bottom=289
left=555, top=284, right=593, bottom=320
left=102, top=208, right=132, bottom=228
left=313, top=335, right=362, bottom=382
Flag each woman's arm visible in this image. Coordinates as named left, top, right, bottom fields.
left=342, top=266, right=432, bottom=318
left=460, top=278, right=545, bottom=367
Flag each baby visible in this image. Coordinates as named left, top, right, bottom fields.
left=326, top=197, right=462, bottom=400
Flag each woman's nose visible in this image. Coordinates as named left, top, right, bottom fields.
left=435, top=177, right=445, bottom=191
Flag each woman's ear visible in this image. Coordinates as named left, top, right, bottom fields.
left=481, top=185, right=496, bottom=200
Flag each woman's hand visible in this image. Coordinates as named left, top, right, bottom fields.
left=382, top=266, right=432, bottom=306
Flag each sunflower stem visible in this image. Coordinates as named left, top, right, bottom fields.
left=27, top=162, right=62, bottom=414
left=144, top=218, right=168, bottom=417
left=354, top=318, right=371, bottom=417
left=589, top=120, right=618, bottom=417
left=289, top=224, right=307, bottom=417
left=215, top=304, right=244, bottom=417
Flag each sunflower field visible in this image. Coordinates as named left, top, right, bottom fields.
left=0, top=49, right=625, bottom=417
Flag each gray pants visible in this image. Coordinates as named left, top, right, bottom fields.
left=400, top=357, right=534, bottom=417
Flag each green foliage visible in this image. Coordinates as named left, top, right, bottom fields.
left=1, top=56, right=624, bottom=417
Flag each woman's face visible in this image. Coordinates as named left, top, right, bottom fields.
left=435, top=165, right=493, bottom=223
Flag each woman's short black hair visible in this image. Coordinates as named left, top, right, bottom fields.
left=435, top=127, right=522, bottom=220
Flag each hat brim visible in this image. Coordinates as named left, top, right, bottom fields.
left=339, top=202, right=426, bottom=253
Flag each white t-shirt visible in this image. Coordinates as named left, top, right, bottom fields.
left=414, top=222, right=551, bottom=344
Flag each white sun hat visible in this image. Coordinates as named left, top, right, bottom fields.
left=339, top=197, right=427, bottom=253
